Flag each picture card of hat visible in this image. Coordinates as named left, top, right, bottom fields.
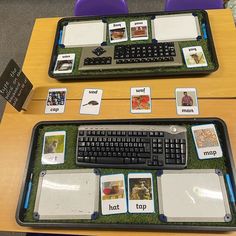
left=61, top=20, right=107, bottom=47
left=191, top=124, right=223, bottom=160
left=34, top=169, right=100, bottom=220
left=157, top=169, right=232, bottom=223
left=151, top=13, right=201, bottom=42
left=41, top=131, right=66, bottom=165
left=0, top=59, right=33, bottom=111
left=101, top=174, right=127, bottom=215
left=128, top=173, right=155, bottom=213
left=109, top=22, right=128, bottom=43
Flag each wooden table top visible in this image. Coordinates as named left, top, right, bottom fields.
left=22, top=9, right=236, bottom=100
left=1, top=99, right=236, bottom=235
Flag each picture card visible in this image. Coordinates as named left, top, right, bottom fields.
left=80, top=89, right=103, bottom=115
left=131, top=87, right=151, bottom=113
left=175, top=88, right=199, bottom=115
left=128, top=173, right=154, bottom=213
left=130, top=20, right=148, bottom=41
left=42, top=131, right=66, bottom=165
left=53, top=53, right=75, bottom=74
left=182, top=46, right=207, bottom=68
left=0, top=59, right=33, bottom=111
left=45, top=88, right=67, bottom=114
left=109, top=22, right=128, bottom=43
left=192, top=124, right=223, bottom=160
left=101, top=174, right=127, bottom=215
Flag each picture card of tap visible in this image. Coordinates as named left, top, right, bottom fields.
left=152, top=13, right=201, bottom=42
left=61, top=20, right=107, bottom=47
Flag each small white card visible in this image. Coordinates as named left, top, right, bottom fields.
left=175, top=88, right=199, bottom=115
left=192, top=124, right=223, bottom=160
left=53, top=53, right=75, bottom=74
left=101, top=174, right=127, bottom=215
left=109, top=22, right=128, bottom=43
left=80, top=89, right=103, bottom=115
left=42, top=131, right=66, bottom=165
left=131, top=87, right=151, bottom=113
left=130, top=20, right=148, bottom=41
left=182, top=46, right=207, bottom=68
left=45, top=88, right=67, bottom=114
left=128, top=173, right=154, bottom=213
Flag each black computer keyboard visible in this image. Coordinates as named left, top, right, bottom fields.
left=76, top=125, right=187, bottom=169
left=78, top=42, right=183, bottom=71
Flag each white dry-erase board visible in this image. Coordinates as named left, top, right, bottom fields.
left=157, top=169, right=232, bottom=222
left=61, top=20, right=107, bottom=47
left=33, top=169, right=99, bottom=220
left=151, top=13, right=201, bottom=42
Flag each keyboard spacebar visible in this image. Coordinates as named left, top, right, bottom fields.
left=96, top=157, right=123, bottom=164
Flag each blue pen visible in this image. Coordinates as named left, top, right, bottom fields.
left=202, top=23, right=207, bottom=39
left=24, top=173, right=33, bottom=209
left=226, top=174, right=236, bottom=211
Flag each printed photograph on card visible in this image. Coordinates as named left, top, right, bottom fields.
left=42, top=131, right=66, bottom=165
left=109, top=22, right=128, bottom=43
left=175, top=88, right=199, bottom=115
left=182, top=46, right=207, bottom=68
left=130, top=20, right=148, bottom=41
left=128, top=173, right=154, bottom=213
left=191, top=124, right=223, bottom=160
left=80, top=89, right=103, bottom=115
left=101, top=174, right=127, bottom=215
left=45, top=88, right=67, bottom=114
left=53, top=53, right=75, bottom=74
left=131, top=87, right=151, bottom=113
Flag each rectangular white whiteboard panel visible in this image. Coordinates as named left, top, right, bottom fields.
left=61, top=20, right=106, bottom=47
left=157, top=169, right=231, bottom=222
left=152, top=13, right=200, bottom=42
left=34, top=169, right=99, bottom=220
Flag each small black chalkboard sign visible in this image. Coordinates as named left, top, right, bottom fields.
left=0, top=59, right=33, bottom=111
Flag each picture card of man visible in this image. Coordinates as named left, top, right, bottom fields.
left=175, top=88, right=199, bottom=115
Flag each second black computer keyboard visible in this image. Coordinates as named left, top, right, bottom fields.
left=76, top=125, right=187, bottom=169
left=78, top=42, right=183, bottom=71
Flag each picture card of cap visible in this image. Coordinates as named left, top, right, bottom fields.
left=175, top=88, right=199, bottom=115
left=53, top=54, right=75, bottom=74
left=45, top=88, right=67, bottom=114
left=131, top=87, right=151, bottom=113
left=41, top=131, right=66, bottom=165
left=128, top=173, right=155, bottom=213
left=130, top=20, right=148, bottom=41
left=191, top=124, right=223, bottom=160
left=109, top=22, right=128, bottom=43
left=182, top=46, right=208, bottom=68
left=152, top=13, right=201, bottom=42
left=101, top=174, right=127, bottom=215
left=34, top=169, right=99, bottom=220
left=80, top=89, right=103, bottom=115
left=0, top=59, right=33, bottom=111
left=61, top=20, right=107, bottom=47
left=157, top=169, right=231, bottom=223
